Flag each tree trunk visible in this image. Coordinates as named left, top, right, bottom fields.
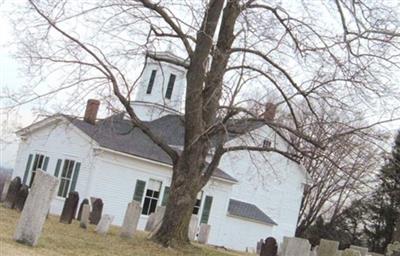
left=152, top=155, right=203, bottom=247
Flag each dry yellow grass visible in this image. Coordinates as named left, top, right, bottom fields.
left=0, top=206, right=249, bottom=256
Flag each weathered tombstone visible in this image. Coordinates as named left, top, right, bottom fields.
left=95, top=214, right=114, bottom=235
left=145, top=213, right=156, bottom=232
left=79, top=204, right=90, bottom=229
left=350, top=246, right=368, bottom=256
left=342, top=249, right=361, bottom=256
left=60, top=191, right=79, bottom=224
left=77, top=198, right=89, bottom=221
left=4, top=176, right=22, bottom=209
left=257, top=239, right=264, bottom=255
left=14, top=185, right=29, bottom=212
left=149, top=206, right=166, bottom=234
left=281, top=237, right=311, bottom=256
left=386, top=241, right=400, bottom=256
left=318, top=239, right=339, bottom=256
left=89, top=198, right=103, bottom=225
left=310, top=246, right=318, bottom=256
left=260, top=237, right=278, bottom=256
left=188, top=215, right=198, bottom=241
left=0, top=177, right=11, bottom=202
left=120, top=201, right=141, bottom=238
left=13, top=170, right=59, bottom=246
left=198, top=224, right=211, bottom=244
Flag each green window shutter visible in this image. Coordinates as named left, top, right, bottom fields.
left=22, top=154, right=33, bottom=185
left=200, top=196, right=213, bottom=224
left=54, top=159, right=62, bottom=177
left=70, top=162, right=81, bottom=192
left=133, top=180, right=146, bottom=202
left=43, top=156, right=50, bottom=171
left=161, top=186, right=170, bottom=206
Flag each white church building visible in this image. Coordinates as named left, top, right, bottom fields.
left=12, top=52, right=310, bottom=251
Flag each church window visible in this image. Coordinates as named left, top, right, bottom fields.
left=192, top=191, right=203, bottom=215
left=56, top=159, right=81, bottom=198
left=27, top=153, right=49, bottom=187
left=146, top=70, right=157, bottom=94
left=165, top=74, right=176, bottom=99
left=142, top=179, right=162, bottom=215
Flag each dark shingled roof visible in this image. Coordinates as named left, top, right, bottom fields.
left=64, top=114, right=261, bottom=183
left=227, top=199, right=277, bottom=225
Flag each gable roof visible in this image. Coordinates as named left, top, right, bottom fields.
left=227, top=199, right=277, bottom=225
left=63, top=114, right=239, bottom=182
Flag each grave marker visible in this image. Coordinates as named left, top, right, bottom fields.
left=13, top=170, right=58, bottom=246
left=77, top=198, right=89, bottom=221
left=318, top=239, right=339, bottom=256
left=95, top=214, right=114, bottom=235
left=60, top=191, right=79, bottom=224
left=188, top=214, right=198, bottom=241
left=4, top=176, right=21, bottom=209
left=14, top=185, right=29, bottom=212
left=198, top=224, right=211, bottom=244
left=120, top=201, right=141, bottom=238
left=79, top=204, right=90, bottom=229
left=89, top=198, right=103, bottom=225
left=260, top=237, right=278, bottom=256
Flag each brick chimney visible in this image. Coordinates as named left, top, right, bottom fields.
left=84, top=99, right=100, bottom=125
left=263, top=102, right=277, bottom=122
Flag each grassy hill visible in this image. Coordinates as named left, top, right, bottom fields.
left=0, top=206, right=249, bottom=256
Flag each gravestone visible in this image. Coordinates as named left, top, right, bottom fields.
left=260, top=237, right=278, bottom=256
left=342, top=249, right=361, bottom=256
left=188, top=215, right=198, bottom=241
left=145, top=213, right=156, bottom=232
left=79, top=204, right=90, bottom=229
left=149, top=206, right=166, bottom=234
left=60, top=191, right=79, bottom=224
left=198, top=224, right=211, bottom=244
left=257, top=239, right=264, bottom=255
left=120, top=201, right=141, bottom=238
left=318, top=239, right=339, bottom=256
left=350, top=246, right=368, bottom=256
left=0, top=177, right=11, bottom=202
left=95, top=214, right=114, bottom=235
left=13, top=170, right=59, bottom=246
left=4, top=176, right=22, bottom=209
left=281, top=237, right=311, bottom=256
left=77, top=198, right=89, bottom=221
left=14, top=185, right=29, bottom=212
left=89, top=198, right=103, bottom=225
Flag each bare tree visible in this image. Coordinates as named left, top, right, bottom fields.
left=293, top=106, right=388, bottom=237
left=3, top=0, right=400, bottom=246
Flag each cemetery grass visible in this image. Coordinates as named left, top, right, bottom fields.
left=0, top=207, right=248, bottom=256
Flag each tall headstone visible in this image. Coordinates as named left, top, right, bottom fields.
left=188, top=214, right=198, bottom=241
left=79, top=204, right=90, bottom=229
left=14, top=185, right=29, bottom=212
left=145, top=213, right=156, bottom=232
left=95, top=214, right=114, bottom=235
left=260, top=237, right=278, bottom=256
left=0, top=177, right=11, bottom=202
left=342, top=249, right=361, bottom=256
left=257, top=239, right=264, bottom=255
left=120, top=201, right=141, bottom=238
left=149, top=206, right=166, bottom=234
left=281, top=237, right=311, bottom=256
left=4, top=176, right=21, bottom=209
left=89, top=198, right=103, bottom=225
left=13, top=170, right=59, bottom=246
left=349, top=246, right=368, bottom=256
left=318, top=239, right=339, bottom=256
left=60, top=191, right=79, bottom=224
left=198, top=224, right=211, bottom=244
left=77, top=198, right=89, bottom=221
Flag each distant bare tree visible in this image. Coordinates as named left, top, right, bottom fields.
left=294, top=106, right=387, bottom=237
left=3, top=0, right=400, bottom=246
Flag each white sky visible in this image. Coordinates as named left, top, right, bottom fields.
left=0, top=1, right=399, bottom=169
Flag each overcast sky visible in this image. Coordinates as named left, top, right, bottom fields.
left=0, top=1, right=399, bottom=169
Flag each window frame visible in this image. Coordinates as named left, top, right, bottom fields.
left=28, top=153, right=48, bottom=187
left=56, top=159, right=79, bottom=198
left=141, top=179, right=162, bottom=216
left=146, top=70, right=157, bottom=94
left=165, top=74, right=176, bottom=99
